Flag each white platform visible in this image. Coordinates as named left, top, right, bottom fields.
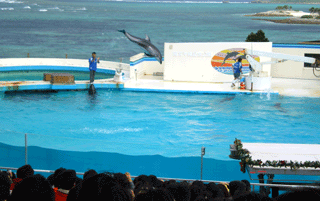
left=242, top=143, right=320, bottom=175
left=243, top=143, right=320, bottom=162
left=245, top=76, right=271, bottom=91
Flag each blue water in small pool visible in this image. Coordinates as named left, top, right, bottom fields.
left=0, top=90, right=320, bottom=182
left=0, top=70, right=114, bottom=81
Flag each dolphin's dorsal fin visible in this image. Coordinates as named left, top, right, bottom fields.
left=145, top=34, right=150, bottom=42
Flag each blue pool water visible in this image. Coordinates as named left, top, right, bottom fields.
left=0, top=90, right=320, bottom=182
left=1, top=90, right=320, bottom=159
left=0, top=70, right=114, bottom=81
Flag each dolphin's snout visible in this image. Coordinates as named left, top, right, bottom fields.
left=156, top=56, right=162, bottom=64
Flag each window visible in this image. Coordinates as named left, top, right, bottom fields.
left=304, top=54, right=320, bottom=67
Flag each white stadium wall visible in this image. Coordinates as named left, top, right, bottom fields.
left=163, top=42, right=272, bottom=83
left=272, top=44, right=320, bottom=80
left=130, top=53, right=164, bottom=80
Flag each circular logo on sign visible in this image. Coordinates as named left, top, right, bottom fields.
left=211, top=48, right=260, bottom=75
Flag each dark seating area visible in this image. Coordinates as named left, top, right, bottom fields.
left=1, top=164, right=320, bottom=201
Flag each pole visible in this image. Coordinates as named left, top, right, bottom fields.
left=251, top=74, right=253, bottom=92
left=135, top=69, right=137, bottom=81
left=201, top=147, right=205, bottom=180
left=66, top=54, right=68, bottom=59
left=25, top=134, right=28, bottom=165
left=119, top=58, right=123, bottom=70
left=201, top=154, right=203, bottom=180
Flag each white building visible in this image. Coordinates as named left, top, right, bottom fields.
left=130, top=42, right=320, bottom=82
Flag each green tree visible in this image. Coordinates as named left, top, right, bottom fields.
left=283, top=5, right=288, bottom=10
left=276, top=6, right=283, bottom=10
left=309, top=7, right=315, bottom=14
left=245, top=30, right=269, bottom=42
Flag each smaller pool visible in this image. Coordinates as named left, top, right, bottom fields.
left=0, top=70, right=114, bottom=81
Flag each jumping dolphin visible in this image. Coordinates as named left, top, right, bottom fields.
left=221, top=51, right=240, bottom=66
left=118, top=30, right=163, bottom=64
left=88, top=84, right=96, bottom=95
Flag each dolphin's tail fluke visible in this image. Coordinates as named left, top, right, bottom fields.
left=118, top=30, right=126, bottom=34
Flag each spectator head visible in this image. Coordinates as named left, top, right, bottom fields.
left=47, top=174, right=55, bottom=186
left=56, top=169, right=77, bottom=190
left=149, top=175, right=163, bottom=188
left=78, top=173, right=131, bottom=201
left=238, top=58, right=242, bottom=62
left=190, top=182, right=208, bottom=201
left=0, top=172, right=11, bottom=201
left=134, top=182, right=153, bottom=197
left=228, top=180, right=246, bottom=197
left=163, top=180, right=176, bottom=188
left=205, top=182, right=216, bottom=192
left=66, top=182, right=82, bottom=201
left=113, top=173, right=131, bottom=190
left=133, top=175, right=149, bottom=186
left=233, top=192, right=272, bottom=201
left=135, top=188, right=174, bottom=201
left=206, top=182, right=224, bottom=201
left=241, top=180, right=251, bottom=193
left=192, top=180, right=205, bottom=188
left=74, top=177, right=82, bottom=186
left=83, top=169, right=97, bottom=181
left=273, top=188, right=320, bottom=201
left=53, top=167, right=66, bottom=188
left=216, top=183, right=230, bottom=198
left=16, top=164, right=34, bottom=179
left=193, top=191, right=214, bottom=201
left=166, top=182, right=191, bottom=201
left=10, top=174, right=54, bottom=201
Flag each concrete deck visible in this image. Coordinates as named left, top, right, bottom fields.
left=123, top=75, right=320, bottom=97
left=271, top=78, right=320, bottom=97
left=0, top=58, right=319, bottom=97
left=123, top=75, right=276, bottom=95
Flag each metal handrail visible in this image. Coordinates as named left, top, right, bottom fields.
left=246, top=166, right=320, bottom=183
left=1, top=166, right=320, bottom=190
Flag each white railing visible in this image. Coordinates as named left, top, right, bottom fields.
left=0, top=58, right=130, bottom=71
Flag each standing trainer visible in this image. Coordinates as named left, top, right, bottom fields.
left=89, top=52, right=100, bottom=84
left=231, top=58, right=242, bottom=88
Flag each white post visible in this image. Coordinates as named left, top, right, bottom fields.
left=135, top=69, right=138, bottom=81
left=25, top=134, right=28, bottom=165
left=201, top=147, right=205, bottom=180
